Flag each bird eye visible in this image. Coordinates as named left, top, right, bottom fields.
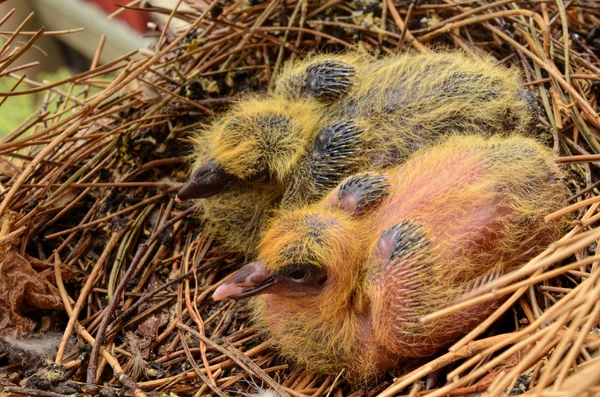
left=248, top=168, right=271, bottom=183
left=280, top=264, right=326, bottom=286
left=288, top=268, right=308, bottom=282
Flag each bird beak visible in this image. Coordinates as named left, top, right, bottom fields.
left=213, top=261, right=275, bottom=301
left=176, top=159, right=239, bottom=200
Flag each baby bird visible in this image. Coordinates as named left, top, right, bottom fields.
left=179, top=51, right=537, bottom=256
left=212, top=135, right=567, bottom=380
left=276, top=51, right=537, bottom=204
left=179, top=97, right=330, bottom=254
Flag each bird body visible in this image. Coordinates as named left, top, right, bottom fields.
left=213, top=135, right=567, bottom=379
left=180, top=51, right=537, bottom=256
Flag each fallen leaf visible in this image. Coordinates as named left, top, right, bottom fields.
left=0, top=249, right=63, bottom=334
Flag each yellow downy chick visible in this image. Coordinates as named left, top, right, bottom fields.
left=179, top=52, right=538, bottom=256
left=212, top=135, right=567, bottom=380
left=180, top=97, right=329, bottom=254
left=278, top=51, right=538, bottom=203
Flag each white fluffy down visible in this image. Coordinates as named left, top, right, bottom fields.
left=246, top=389, right=280, bottom=397
left=0, top=333, right=62, bottom=358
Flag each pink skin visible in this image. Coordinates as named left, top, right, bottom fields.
left=212, top=149, right=527, bottom=377
left=213, top=153, right=498, bottom=301
left=214, top=260, right=403, bottom=373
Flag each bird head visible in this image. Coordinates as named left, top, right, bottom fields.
left=178, top=98, right=325, bottom=201
left=213, top=208, right=367, bottom=304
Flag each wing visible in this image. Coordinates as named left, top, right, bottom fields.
left=367, top=221, right=434, bottom=322
left=274, top=57, right=357, bottom=101
left=365, top=220, right=451, bottom=356
left=282, top=121, right=366, bottom=206
left=365, top=220, right=502, bottom=358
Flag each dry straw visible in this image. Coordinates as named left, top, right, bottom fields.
left=0, top=0, right=599, bottom=396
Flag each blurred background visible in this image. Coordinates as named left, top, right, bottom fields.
left=0, top=0, right=193, bottom=134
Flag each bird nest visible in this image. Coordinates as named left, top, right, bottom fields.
left=1, top=1, right=600, bottom=396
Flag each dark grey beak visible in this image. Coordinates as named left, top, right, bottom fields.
left=177, top=159, right=239, bottom=200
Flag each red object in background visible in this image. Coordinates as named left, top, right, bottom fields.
left=87, top=0, right=150, bottom=33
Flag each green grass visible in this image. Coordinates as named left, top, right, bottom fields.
left=0, top=68, right=72, bottom=137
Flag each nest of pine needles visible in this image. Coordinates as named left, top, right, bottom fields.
left=1, top=1, right=600, bottom=396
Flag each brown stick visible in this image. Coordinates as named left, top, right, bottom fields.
left=85, top=208, right=194, bottom=391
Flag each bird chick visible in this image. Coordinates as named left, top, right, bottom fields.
left=179, top=51, right=537, bottom=256
left=180, top=97, right=327, bottom=194
left=178, top=97, right=329, bottom=254
left=212, top=135, right=567, bottom=380
left=278, top=53, right=538, bottom=206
